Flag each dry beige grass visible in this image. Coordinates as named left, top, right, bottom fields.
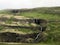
left=0, top=29, right=27, bottom=34
left=0, top=14, right=29, bottom=19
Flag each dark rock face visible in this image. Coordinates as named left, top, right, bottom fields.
left=0, top=32, right=43, bottom=43
left=10, top=10, right=20, bottom=13
left=34, top=19, right=47, bottom=25
left=34, top=19, right=47, bottom=32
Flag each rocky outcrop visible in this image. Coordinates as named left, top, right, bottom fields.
left=0, top=18, right=47, bottom=32
left=0, top=32, right=44, bottom=43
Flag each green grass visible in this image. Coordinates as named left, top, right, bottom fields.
left=0, top=42, right=60, bottom=45
left=16, top=28, right=39, bottom=34
left=20, top=12, right=60, bottom=20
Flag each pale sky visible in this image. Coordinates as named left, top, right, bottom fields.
left=0, top=0, right=60, bottom=10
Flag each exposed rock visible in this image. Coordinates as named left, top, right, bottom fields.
left=0, top=32, right=44, bottom=43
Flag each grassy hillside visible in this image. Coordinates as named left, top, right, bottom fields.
left=0, top=7, right=60, bottom=45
